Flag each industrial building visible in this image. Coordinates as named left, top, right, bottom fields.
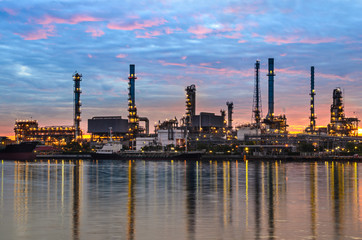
left=183, top=84, right=227, bottom=135
left=154, top=118, right=186, bottom=147
left=14, top=120, right=75, bottom=144
left=87, top=116, right=128, bottom=141
left=13, top=72, right=82, bottom=145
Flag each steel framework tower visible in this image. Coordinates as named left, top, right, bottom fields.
left=73, top=72, right=82, bottom=140
left=128, top=64, right=139, bottom=148
left=185, top=84, right=196, bottom=127
left=252, top=60, right=262, bottom=128
left=226, top=101, right=233, bottom=129
left=309, top=66, right=316, bottom=131
left=267, top=58, right=275, bottom=119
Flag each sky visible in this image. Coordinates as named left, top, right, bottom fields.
left=0, top=0, right=361, bottom=136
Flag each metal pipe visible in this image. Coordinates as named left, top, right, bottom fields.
left=139, top=117, right=149, bottom=135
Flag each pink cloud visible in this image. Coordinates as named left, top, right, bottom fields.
left=16, top=25, right=55, bottom=40
left=220, top=32, right=243, bottom=39
left=187, top=65, right=253, bottom=78
left=85, top=27, right=104, bottom=37
left=200, top=63, right=212, bottom=66
left=188, top=25, right=213, bottom=39
left=181, top=56, right=187, bottom=60
left=238, top=39, right=247, bottom=43
left=164, top=27, right=182, bottom=35
left=280, top=53, right=287, bottom=56
left=116, top=54, right=127, bottom=58
left=158, top=60, right=187, bottom=67
left=88, top=54, right=93, bottom=58
left=276, top=68, right=354, bottom=82
left=136, top=30, right=162, bottom=38
left=35, top=14, right=102, bottom=25
left=3, top=8, right=17, bottom=16
left=107, top=18, right=167, bottom=31
left=164, top=27, right=174, bottom=35
left=264, top=35, right=336, bottom=45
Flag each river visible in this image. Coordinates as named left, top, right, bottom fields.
left=0, top=159, right=361, bottom=239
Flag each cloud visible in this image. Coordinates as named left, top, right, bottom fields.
left=264, top=35, right=336, bottom=45
left=35, top=14, right=103, bottom=25
left=135, top=30, right=162, bottom=38
left=3, top=8, right=17, bottom=16
left=219, top=32, right=243, bottom=39
left=107, top=18, right=167, bottom=31
left=116, top=53, right=128, bottom=58
left=187, top=65, right=253, bottom=78
left=181, top=56, right=187, bottom=60
left=18, top=65, right=32, bottom=76
left=188, top=25, right=213, bottom=38
left=85, top=27, right=104, bottom=37
left=158, top=60, right=187, bottom=67
left=16, top=25, right=55, bottom=40
left=223, top=4, right=265, bottom=15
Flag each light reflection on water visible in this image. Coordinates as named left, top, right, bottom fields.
left=0, top=159, right=361, bottom=240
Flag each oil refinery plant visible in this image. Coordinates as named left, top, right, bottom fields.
left=11, top=59, right=361, bottom=156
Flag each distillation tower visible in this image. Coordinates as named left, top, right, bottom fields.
left=73, top=72, right=82, bottom=140
left=327, top=88, right=359, bottom=136
left=128, top=64, right=139, bottom=148
left=185, top=84, right=196, bottom=127
left=252, top=60, right=262, bottom=129
left=306, top=66, right=316, bottom=133
left=226, top=101, right=233, bottom=129
left=263, top=58, right=288, bottom=133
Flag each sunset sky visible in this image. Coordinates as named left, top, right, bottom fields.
left=0, top=0, right=361, bottom=136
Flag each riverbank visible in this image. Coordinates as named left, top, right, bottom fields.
left=34, top=151, right=362, bottom=162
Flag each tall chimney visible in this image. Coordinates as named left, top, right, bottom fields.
left=267, top=58, right=275, bottom=119
left=309, top=66, right=316, bottom=131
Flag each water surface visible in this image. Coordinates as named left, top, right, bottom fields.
left=1, top=159, right=361, bottom=239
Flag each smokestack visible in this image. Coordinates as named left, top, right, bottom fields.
left=309, top=66, right=316, bottom=131
left=267, top=58, right=275, bottom=119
